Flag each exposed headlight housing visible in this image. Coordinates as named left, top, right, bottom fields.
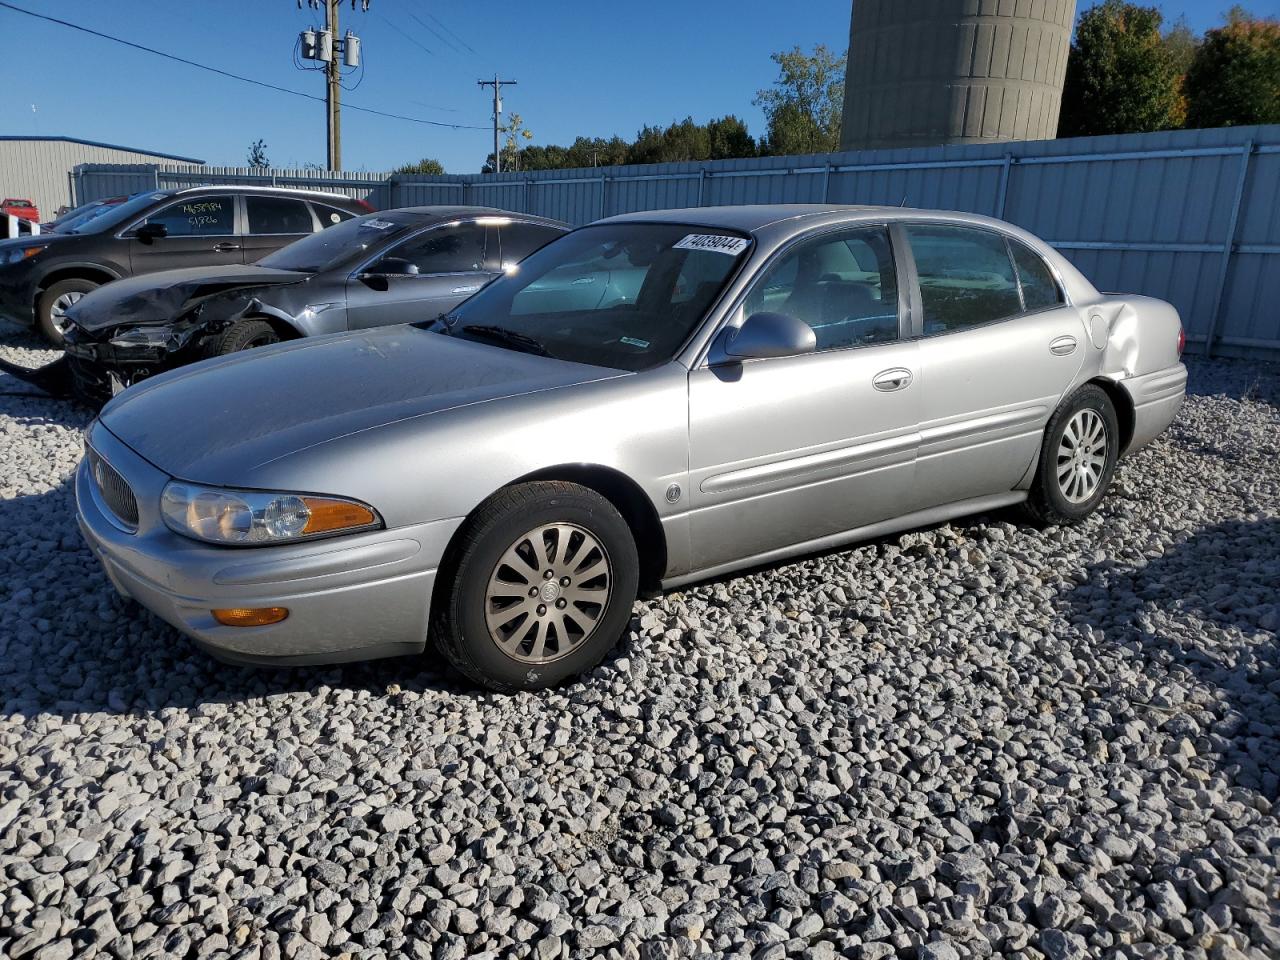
left=109, top=327, right=175, bottom=348
left=160, top=481, right=381, bottom=546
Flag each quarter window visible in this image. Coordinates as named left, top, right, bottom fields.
left=388, top=222, right=487, bottom=274
left=313, top=203, right=356, bottom=226
left=744, top=226, right=900, bottom=350
left=1011, top=240, right=1064, bottom=311
left=905, top=224, right=1021, bottom=334
left=246, top=196, right=314, bottom=235
left=140, top=196, right=234, bottom=237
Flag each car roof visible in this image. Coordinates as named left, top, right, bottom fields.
left=379, top=206, right=568, bottom=227
left=166, top=184, right=364, bottom=204
left=598, top=203, right=1021, bottom=235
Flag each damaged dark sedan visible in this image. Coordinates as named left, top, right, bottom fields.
left=50, top=207, right=567, bottom=404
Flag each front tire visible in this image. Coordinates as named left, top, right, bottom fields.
left=213, top=318, right=282, bottom=356
left=38, top=278, right=99, bottom=345
left=431, top=481, right=639, bottom=692
left=1025, top=383, right=1120, bottom=525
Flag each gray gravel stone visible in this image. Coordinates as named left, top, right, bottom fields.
left=1, top=329, right=1278, bottom=959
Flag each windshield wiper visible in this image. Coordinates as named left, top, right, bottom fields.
left=459, top=324, right=550, bottom=356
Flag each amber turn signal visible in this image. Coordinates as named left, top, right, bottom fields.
left=212, top=607, right=289, bottom=627
left=301, top=497, right=377, bottom=535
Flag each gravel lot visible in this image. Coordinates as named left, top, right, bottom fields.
left=1, top=322, right=1277, bottom=960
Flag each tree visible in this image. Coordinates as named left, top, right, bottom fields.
left=1058, top=1, right=1183, bottom=137
left=247, top=139, right=269, bottom=169
left=1184, top=8, right=1280, bottom=128
left=1163, top=15, right=1200, bottom=75
left=393, top=157, right=446, bottom=176
left=753, top=44, right=845, bottom=155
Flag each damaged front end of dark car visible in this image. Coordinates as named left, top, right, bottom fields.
left=29, top=268, right=308, bottom=405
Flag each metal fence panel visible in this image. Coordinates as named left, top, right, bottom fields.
left=71, top=124, right=1280, bottom=355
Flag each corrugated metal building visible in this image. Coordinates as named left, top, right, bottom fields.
left=0, top=136, right=203, bottom=220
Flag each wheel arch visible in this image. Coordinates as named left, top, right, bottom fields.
left=35, top=265, right=119, bottom=300
left=241, top=302, right=304, bottom=340
left=1086, top=376, right=1135, bottom=455
left=440, top=464, right=668, bottom=595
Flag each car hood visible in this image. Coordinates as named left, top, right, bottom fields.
left=67, top=265, right=309, bottom=332
left=100, top=324, right=627, bottom=484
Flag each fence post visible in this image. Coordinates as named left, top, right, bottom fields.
left=152, top=166, right=161, bottom=190
left=697, top=168, right=708, bottom=206
left=996, top=152, right=1013, bottom=219
left=1203, top=140, right=1254, bottom=357
left=822, top=163, right=834, bottom=203
left=598, top=175, right=607, bottom=220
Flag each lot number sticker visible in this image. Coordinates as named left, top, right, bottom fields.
left=674, top=234, right=749, bottom=256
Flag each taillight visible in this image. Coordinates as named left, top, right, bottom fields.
left=1176, top=327, right=1185, bottom=357
left=356, top=198, right=376, bottom=212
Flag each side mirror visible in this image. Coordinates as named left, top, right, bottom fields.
left=713, top=311, right=816, bottom=363
left=370, top=257, right=419, bottom=277
left=134, top=222, right=168, bottom=243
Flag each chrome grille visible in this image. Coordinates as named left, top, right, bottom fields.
left=87, top=447, right=139, bottom=528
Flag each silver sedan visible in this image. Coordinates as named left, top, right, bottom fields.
left=76, top=205, right=1188, bottom=690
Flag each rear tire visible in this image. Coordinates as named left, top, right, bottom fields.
left=213, top=319, right=282, bottom=356
left=37, top=278, right=99, bottom=345
left=431, top=481, right=639, bottom=692
left=1025, top=383, right=1119, bottom=525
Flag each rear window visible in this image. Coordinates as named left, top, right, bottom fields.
left=256, top=212, right=419, bottom=273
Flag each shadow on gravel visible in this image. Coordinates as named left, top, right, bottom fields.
left=0, top=478, right=480, bottom=722
left=1064, top=517, right=1280, bottom=796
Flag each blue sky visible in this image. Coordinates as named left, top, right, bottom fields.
left=2, top=1, right=1275, bottom=173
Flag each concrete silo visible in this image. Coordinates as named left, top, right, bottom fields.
left=839, top=0, right=1077, bottom=151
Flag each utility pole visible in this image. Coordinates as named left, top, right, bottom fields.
left=477, top=75, right=516, bottom=173
left=298, top=1, right=365, bottom=171
left=326, top=0, right=341, bottom=170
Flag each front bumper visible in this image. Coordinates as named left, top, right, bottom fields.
left=76, top=421, right=463, bottom=666
left=1118, top=362, right=1188, bottom=454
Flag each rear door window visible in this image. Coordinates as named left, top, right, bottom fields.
left=313, top=203, right=356, bottom=227
left=246, top=196, right=315, bottom=235
left=141, top=195, right=235, bottom=236
left=905, top=224, right=1022, bottom=334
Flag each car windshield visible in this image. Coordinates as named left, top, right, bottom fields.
left=431, top=222, right=751, bottom=371
left=257, top=212, right=419, bottom=273
left=68, top=191, right=173, bottom=234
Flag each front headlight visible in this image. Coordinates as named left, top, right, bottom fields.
left=109, top=327, right=175, bottom=348
left=160, top=481, right=381, bottom=546
left=3, top=246, right=44, bottom=265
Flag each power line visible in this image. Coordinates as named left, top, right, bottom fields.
left=374, top=10, right=435, bottom=57
left=0, top=1, right=487, bottom=131
left=424, top=8, right=477, bottom=55
left=405, top=8, right=464, bottom=55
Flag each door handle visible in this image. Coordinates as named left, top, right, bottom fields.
left=872, top=367, right=913, bottom=392
left=213, top=242, right=241, bottom=253
left=1049, top=335, right=1078, bottom=356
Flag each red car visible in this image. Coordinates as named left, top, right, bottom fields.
left=2, top=198, right=40, bottom=222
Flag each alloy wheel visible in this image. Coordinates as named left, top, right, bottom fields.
left=49, top=291, right=85, bottom=334
left=483, top=522, right=612, bottom=664
left=1056, top=408, right=1108, bottom=503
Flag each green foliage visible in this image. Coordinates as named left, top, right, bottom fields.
left=393, top=157, right=446, bottom=176
left=501, top=116, right=757, bottom=172
left=1059, top=1, right=1183, bottom=137
left=1184, top=11, right=1280, bottom=127
left=1163, top=16, right=1200, bottom=75
left=247, top=139, right=269, bottom=169
left=753, top=44, right=845, bottom=155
